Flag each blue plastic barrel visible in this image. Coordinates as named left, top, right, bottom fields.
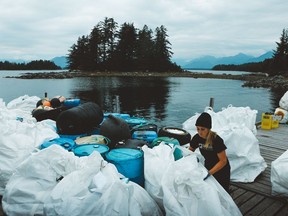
left=63, top=99, right=81, bottom=108
left=73, top=144, right=109, bottom=158
left=40, top=138, right=75, bottom=151
left=105, top=148, right=144, bottom=187
left=132, top=130, right=158, bottom=143
left=125, top=117, right=147, bottom=128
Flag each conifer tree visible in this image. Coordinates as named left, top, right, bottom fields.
left=136, top=25, right=154, bottom=71
left=98, top=17, right=118, bottom=69
left=271, top=28, right=288, bottom=75
left=114, top=22, right=137, bottom=71
left=154, top=25, right=173, bottom=71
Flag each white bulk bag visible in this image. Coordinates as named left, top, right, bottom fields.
left=271, top=150, right=288, bottom=196
left=218, top=105, right=258, bottom=135
left=5, top=95, right=41, bottom=121
left=142, top=144, right=175, bottom=211
left=142, top=145, right=242, bottom=216
left=0, top=116, right=58, bottom=195
left=219, top=127, right=267, bottom=182
left=2, top=145, right=86, bottom=216
left=44, top=150, right=162, bottom=216
left=7, top=95, right=40, bottom=111
left=162, top=155, right=242, bottom=216
left=279, top=91, right=288, bottom=110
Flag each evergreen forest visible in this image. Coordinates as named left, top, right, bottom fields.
left=67, top=17, right=182, bottom=72
left=0, top=60, right=61, bottom=70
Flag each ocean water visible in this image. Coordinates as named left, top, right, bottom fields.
left=0, top=70, right=282, bottom=127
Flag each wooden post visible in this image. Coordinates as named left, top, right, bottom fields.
left=209, top=97, right=214, bottom=108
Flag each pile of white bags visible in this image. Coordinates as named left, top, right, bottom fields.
left=3, top=145, right=163, bottom=216
left=274, top=91, right=288, bottom=124
left=0, top=96, right=59, bottom=195
left=271, top=149, right=288, bottom=196
left=183, top=105, right=267, bottom=183
left=143, top=144, right=242, bottom=216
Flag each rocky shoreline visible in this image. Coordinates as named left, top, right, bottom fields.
left=4, top=70, right=288, bottom=91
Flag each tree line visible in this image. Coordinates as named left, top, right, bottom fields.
left=67, top=17, right=182, bottom=72
left=0, top=60, right=61, bottom=70
left=213, top=29, right=288, bottom=77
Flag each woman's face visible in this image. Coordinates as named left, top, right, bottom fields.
left=196, top=126, right=210, bottom=139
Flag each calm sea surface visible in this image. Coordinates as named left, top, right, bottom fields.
left=0, top=70, right=284, bottom=127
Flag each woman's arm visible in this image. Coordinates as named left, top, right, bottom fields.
left=209, top=150, right=227, bottom=175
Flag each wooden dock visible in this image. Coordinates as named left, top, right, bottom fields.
left=1, top=125, right=288, bottom=216
left=230, top=124, right=288, bottom=215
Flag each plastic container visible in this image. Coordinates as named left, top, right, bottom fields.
left=75, top=135, right=110, bottom=146
left=63, top=99, right=81, bottom=108
left=130, top=123, right=158, bottom=134
left=272, top=115, right=281, bottom=128
left=103, top=113, right=130, bottom=120
left=132, top=130, right=158, bottom=143
left=105, top=148, right=144, bottom=187
left=261, top=113, right=273, bottom=130
left=73, top=144, right=109, bottom=158
left=40, top=138, right=75, bottom=151
left=125, top=117, right=147, bottom=128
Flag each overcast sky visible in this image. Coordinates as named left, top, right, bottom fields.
left=0, top=0, right=287, bottom=62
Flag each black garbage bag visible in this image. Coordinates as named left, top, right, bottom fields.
left=56, top=102, right=103, bottom=135
left=100, top=114, right=131, bottom=149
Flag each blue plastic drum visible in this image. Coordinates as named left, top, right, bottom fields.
left=40, top=138, right=75, bottom=151
left=105, top=148, right=144, bottom=187
left=125, top=117, right=147, bottom=128
left=73, top=144, right=109, bottom=158
left=63, top=99, right=81, bottom=108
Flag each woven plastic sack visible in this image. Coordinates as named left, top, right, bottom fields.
left=271, top=149, right=288, bottom=196
left=219, top=127, right=267, bottom=182
left=142, top=144, right=242, bottom=216
left=0, top=114, right=58, bottom=195
left=2, top=145, right=89, bottom=216
left=161, top=155, right=242, bottom=216
left=279, top=91, right=288, bottom=110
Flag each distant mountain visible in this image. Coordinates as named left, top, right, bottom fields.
left=51, top=56, right=68, bottom=69
left=176, top=51, right=273, bottom=69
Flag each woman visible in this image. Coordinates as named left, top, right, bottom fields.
left=189, top=112, right=231, bottom=193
